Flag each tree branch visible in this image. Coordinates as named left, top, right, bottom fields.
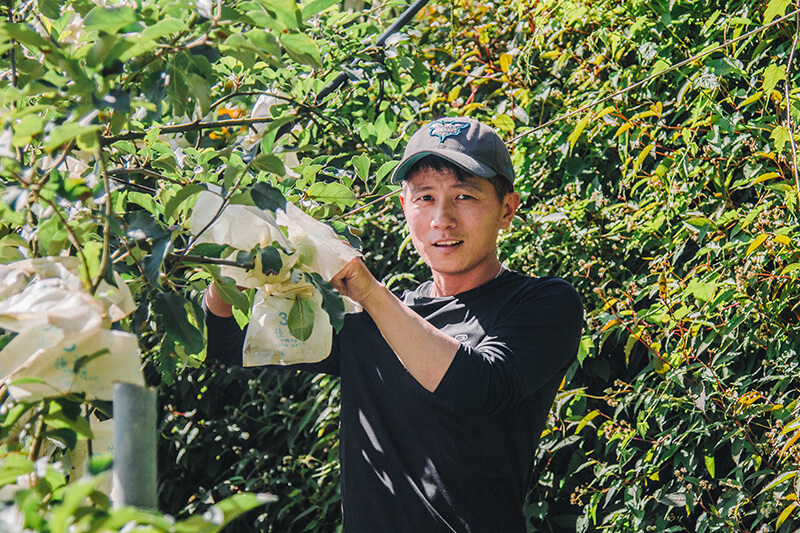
left=103, top=116, right=290, bottom=143
left=90, top=134, right=113, bottom=295
left=42, top=197, right=92, bottom=285
left=107, top=167, right=184, bottom=185
left=168, top=253, right=254, bottom=270
left=786, top=3, right=800, bottom=207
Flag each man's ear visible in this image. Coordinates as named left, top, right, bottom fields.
left=500, top=192, right=520, bottom=229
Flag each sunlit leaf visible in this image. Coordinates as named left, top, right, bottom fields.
left=764, top=0, right=791, bottom=24
left=763, top=63, right=787, bottom=96
left=568, top=113, right=591, bottom=150
left=280, top=31, right=321, bottom=69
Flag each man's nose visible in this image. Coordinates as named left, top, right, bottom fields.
left=431, top=202, right=456, bottom=229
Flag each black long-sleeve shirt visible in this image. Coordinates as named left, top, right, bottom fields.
left=205, top=271, right=583, bottom=532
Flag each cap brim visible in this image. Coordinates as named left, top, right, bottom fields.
left=390, top=149, right=496, bottom=184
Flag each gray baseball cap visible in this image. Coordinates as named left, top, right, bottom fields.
left=390, top=117, right=515, bottom=187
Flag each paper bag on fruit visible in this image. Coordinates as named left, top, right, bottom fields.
left=190, top=190, right=360, bottom=366
left=0, top=257, right=143, bottom=401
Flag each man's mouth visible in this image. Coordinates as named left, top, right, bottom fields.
left=433, top=240, right=463, bottom=247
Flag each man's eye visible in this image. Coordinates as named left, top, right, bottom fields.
left=456, top=194, right=473, bottom=200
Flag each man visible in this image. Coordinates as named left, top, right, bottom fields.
left=204, top=117, right=583, bottom=532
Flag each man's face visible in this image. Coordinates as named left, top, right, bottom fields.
left=400, top=167, right=519, bottom=286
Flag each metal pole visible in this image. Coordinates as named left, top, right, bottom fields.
left=112, top=382, right=157, bottom=509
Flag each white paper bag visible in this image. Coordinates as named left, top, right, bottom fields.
left=0, top=257, right=142, bottom=401
left=190, top=192, right=361, bottom=365
left=243, top=281, right=332, bottom=366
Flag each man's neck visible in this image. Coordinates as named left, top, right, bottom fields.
left=429, top=262, right=504, bottom=297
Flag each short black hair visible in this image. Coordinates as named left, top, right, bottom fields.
left=403, top=155, right=513, bottom=201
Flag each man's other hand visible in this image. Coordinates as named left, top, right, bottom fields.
left=330, top=258, right=380, bottom=305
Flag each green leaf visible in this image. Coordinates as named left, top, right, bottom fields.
left=219, top=491, right=277, bottom=516
left=649, top=59, right=669, bottom=76
left=492, top=114, right=515, bottom=134
left=154, top=293, right=204, bottom=355
left=44, top=405, right=92, bottom=439
left=764, top=0, right=791, bottom=24
left=235, top=249, right=256, bottom=268
left=746, top=233, right=769, bottom=256
left=351, top=153, right=371, bottom=182
left=307, top=182, right=357, bottom=209
left=777, top=503, right=800, bottom=528
left=327, top=220, right=363, bottom=249
left=44, top=427, right=78, bottom=450
left=760, top=470, right=798, bottom=494
left=0, top=22, right=52, bottom=50
left=0, top=453, right=34, bottom=485
left=657, top=492, right=687, bottom=508
left=576, top=335, right=592, bottom=365
left=88, top=454, right=114, bottom=475
left=253, top=0, right=302, bottom=29
left=575, top=409, right=600, bottom=434
left=280, top=31, right=322, bottom=69
left=84, top=6, right=140, bottom=35
left=307, top=273, right=345, bottom=332
left=288, top=295, right=315, bottom=341
left=259, top=246, right=283, bottom=276
left=73, top=349, right=110, bottom=374
left=251, top=182, right=287, bottom=212
left=44, top=123, right=102, bottom=151
left=763, top=63, right=787, bottom=96
left=50, top=477, right=103, bottom=533
left=165, top=184, right=207, bottom=222
left=704, top=455, right=715, bottom=478
left=214, top=276, right=250, bottom=314
left=567, top=113, right=590, bottom=150
left=190, top=243, right=231, bottom=258
left=781, top=262, right=800, bottom=275
left=301, top=0, right=339, bottom=19
left=144, top=236, right=171, bottom=286
left=57, top=177, right=92, bottom=202
left=252, top=154, right=286, bottom=175
left=140, top=18, right=189, bottom=41
left=38, top=0, right=61, bottom=19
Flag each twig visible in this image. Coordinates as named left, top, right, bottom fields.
left=6, top=0, right=16, bottom=89
left=786, top=3, right=800, bottom=205
left=510, top=7, right=800, bottom=146
left=104, top=116, right=286, bottom=143
left=42, top=197, right=92, bottom=285
left=107, top=167, right=184, bottom=185
left=108, top=175, right=159, bottom=194
left=90, top=134, right=113, bottom=295
left=168, top=253, right=254, bottom=269
left=35, top=141, right=75, bottom=190
left=164, top=158, right=256, bottom=278
left=28, top=402, right=46, bottom=461
left=343, top=187, right=400, bottom=217
left=208, top=90, right=293, bottom=114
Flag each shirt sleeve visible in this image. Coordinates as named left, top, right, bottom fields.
left=203, top=297, right=245, bottom=366
left=433, top=277, right=584, bottom=415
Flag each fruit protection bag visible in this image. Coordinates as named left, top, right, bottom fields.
left=190, top=191, right=360, bottom=366
left=0, top=257, right=142, bottom=401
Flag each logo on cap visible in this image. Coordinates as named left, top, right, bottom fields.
left=428, top=120, right=470, bottom=142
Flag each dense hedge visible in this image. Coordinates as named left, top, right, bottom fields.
left=166, top=1, right=800, bottom=531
